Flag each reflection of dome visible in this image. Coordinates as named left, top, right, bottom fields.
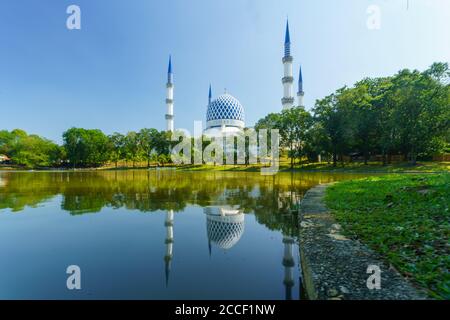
left=205, top=207, right=245, bottom=250
left=205, top=93, right=245, bottom=135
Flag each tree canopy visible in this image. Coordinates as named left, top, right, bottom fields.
left=256, top=62, right=450, bottom=167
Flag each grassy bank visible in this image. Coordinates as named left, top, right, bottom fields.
left=2, top=161, right=449, bottom=173
left=325, top=174, right=449, bottom=299
left=295, top=161, right=449, bottom=173
left=177, top=161, right=450, bottom=173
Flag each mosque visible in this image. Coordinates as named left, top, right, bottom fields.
left=164, top=19, right=305, bottom=134
left=161, top=20, right=301, bottom=298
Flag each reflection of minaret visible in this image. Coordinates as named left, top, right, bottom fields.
left=164, top=209, right=174, bottom=287
left=282, top=236, right=295, bottom=300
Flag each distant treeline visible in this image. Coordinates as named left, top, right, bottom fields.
left=256, top=62, right=450, bottom=167
left=1, top=63, right=449, bottom=169
left=0, top=128, right=173, bottom=168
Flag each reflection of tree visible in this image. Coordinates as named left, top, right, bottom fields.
left=0, top=172, right=59, bottom=212
left=0, top=171, right=367, bottom=236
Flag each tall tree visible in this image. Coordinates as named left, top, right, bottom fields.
left=109, top=133, right=125, bottom=168
left=313, top=89, right=350, bottom=167
left=63, top=128, right=110, bottom=168
left=278, top=107, right=312, bottom=168
left=388, top=63, right=450, bottom=164
left=124, top=131, right=142, bottom=168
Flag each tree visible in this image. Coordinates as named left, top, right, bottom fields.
left=140, top=129, right=171, bottom=167
left=303, top=121, right=328, bottom=162
left=0, top=130, right=14, bottom=155
left=0, top=130, right=62, bottom=168
left=339, top=83, right=378, bottom=165
left=278, top=107, right=312, bottom=168
left=388, top=63, right=450, bottom=164
left=255, top=108, right=312, bottom=169
left=255, top=113, right=282, bottom=131
left=63, top=128, right=110, bottom=168
left=365, top=77, right=395, bottom=165
left=124, top=131, right=142, bottom=168
left=109, top=133, right=126, bottom=168
left=313, top=89, right=351, bottom=167
left=139, top=129, right=154, bottom=168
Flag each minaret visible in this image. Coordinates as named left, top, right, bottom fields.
left=297, top=66, right=304, bottom=107
left=165, top=56, right=174, bottom=132
left=282, top=236, right=295, bottom=300
left=164, top=209, right=174, bottom=287
left=282, top=20, right=295, bottom=110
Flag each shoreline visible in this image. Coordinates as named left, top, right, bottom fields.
left=298, top=183, right=427, bottom=300
left=324, top=174, right=449, bottom=299
left=1, top=162, right=448, bottom=174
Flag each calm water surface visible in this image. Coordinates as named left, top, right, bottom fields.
left=0, top=170, right=369, bottom=300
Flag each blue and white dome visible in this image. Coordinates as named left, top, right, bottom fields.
left=207, top=94, right=244, bottom=122
left=205, top=93, right=245, bottom=134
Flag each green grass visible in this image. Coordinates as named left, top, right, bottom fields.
left=176, top=161, right=450, bottom=173
left=325, top=174, right=450, bottom=299
left=2, top=160, right=448, bottom=173
left=296, top=161, right=450, bottom=173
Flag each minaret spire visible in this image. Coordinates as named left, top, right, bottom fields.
left=284, top=19, right=291, bottom=57
left=297, top=65, right=304, bottom=107
left=282, top=19, right=295, bottom=110
left=168, top=55, right=173, bottom=82
left=298, top=66, right=303, bottom=91
left=165, top=55, right=174, bottom=132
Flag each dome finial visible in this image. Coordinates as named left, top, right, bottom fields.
left=208, top=84, right=212, bottom=105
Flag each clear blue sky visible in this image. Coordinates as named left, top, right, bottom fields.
left=1, top=0, right=449, bottom=143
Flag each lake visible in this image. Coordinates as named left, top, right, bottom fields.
left=0, top=170, right=369, bottom=300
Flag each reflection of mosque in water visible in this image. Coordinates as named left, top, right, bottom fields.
left=162, top=207, right=299, bottom=299
left=204, top=207, right=245, bottom=253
